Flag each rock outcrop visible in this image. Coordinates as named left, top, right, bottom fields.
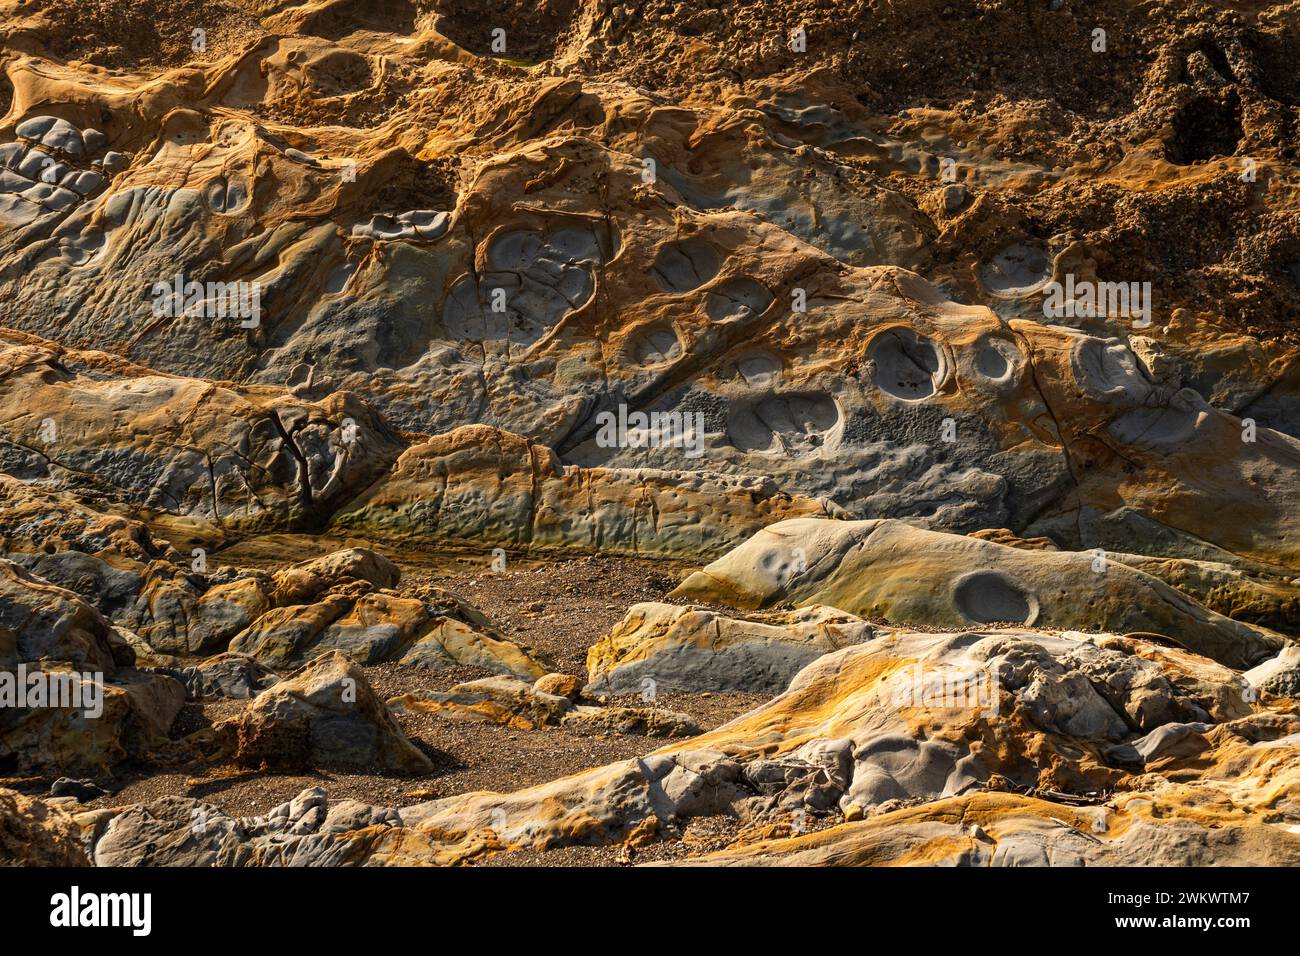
left=331, top=424, right=835, bottom=557
left=1, top=0, right=1299, bottom=870
left=219, top=550, right=546, bottom=678
left=0, top=788, right=89, bottom=866
left=71, top=624, right=1300, bottom=867
left=585, top=602, right=874, bottom=695
left=389, top=675, right=701, bottom=737
left=0, top=557, right=185, bottom=776
left=0, top=338, right=406, bottom=533
left=672, top=517, right=1288, bottom=669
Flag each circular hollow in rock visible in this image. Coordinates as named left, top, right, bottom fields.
left=652, top=238, right=720, bottom=293
left=705, top=278, right=772, bottom=322
left=967, top=335, right=1024, bottom=388
left=630, top=325, right=682, bottom=366
left=204, top=176, right=249, bottom=215
left=758, top=546, right=805, bottom=586
left=547, top=227, right=603, bottom=263
left=304, top=50, right=374, bottom=96
left=952, top=571, right=1039, bottom=626
left=733, top=352, right=782, bottom=387
left=727, top=391, right=840, bottom=454
left=1070, top=338, right=1152, bottom=402
left=868, top=327, right=946, bottom=401
left=487, top=230, right=546, bottom=270
left=975, top=343, right=1008, bottom=379
left=979, top=243, right=1052, bottom=297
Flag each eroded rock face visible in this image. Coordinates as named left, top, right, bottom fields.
left=1245, top=645, right=1300, bottom=699
left=0, top=557, right=185, bottom=776
left=0, top=82, right=1293, bottom=573
left=1, top=0, right=1299, bottom=870
left=176, top=548, right=402, bottom=656
left=672, top=518, right=1287, bottom=669
left=0, top=0, right=1293, bottom=567
left=664, top=790, right=1300, bottom=867
left=0, top=557, right=120, bottom=673
left=0, top=788, right=89, bottom=866
left=406, top=624, right=1285, bottom=863
left=0, top=340, right=407, bottom=533
left=89, top=787, right=437, bottom=867
left=585, top=603, right=874, bottom=695
left=330, top=424, right=834, bottom=557
left=389, top=675, right=700, bottom=737
left=154, top=652, right=278, bottom=701
left=1, top=666, right=185, bottom=776
left=390, top=675, right=574, bottom=731
left=78, top=626, right=1299, bottom=867
left=0, top=473, right=162, bottom=561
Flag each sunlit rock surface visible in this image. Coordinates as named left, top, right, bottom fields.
left=0, top=0, right=1298, bottom=867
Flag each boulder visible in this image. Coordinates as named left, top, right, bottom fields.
left=0, top=666, right=185, bottom=776
left=155, top=652, right=278, bottom=700
left=93, top=796, right=246, bottom=867
left=0, top=558, right=120, bottom=673
left=389, top=675, right=573, bottom=731
left=227, top=585, right=546, bottom=679
left=0, top=558, right=185, bottom=775
left=561, top=705, right=700, bottom=738
left=0, top=789, right=90, bottom=866
left=533, top=672, right=581, bottom=700
left=214, top=650, right=432, bottom=774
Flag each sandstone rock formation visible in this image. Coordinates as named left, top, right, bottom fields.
left=331, top=424, right=834, bottom=556
left=0, top=557, right=186, bottom=775
left=585, top=602, right=874, bottom=695
left=1245, top=644, right=1300, bottom=698
left=390, top=674, right=701, bottom=736
left=154, top=652, right=278, bottom=701
left=213, top=650, right=432, bottom=773
left=214, top=547, right=546, bottom=677
left=0, top=788, right=88, bottom=866
left=672, top=517, right=1288, bottom=668
left=665, top=790, right=1300, bottom=866
left=0, top=0, right=1298, bottom=871
left=72, top=625, right=1300, bottom=867
left=370, top=627, right=1296, bottom=863
left=0, top=337, right=405, bottom=533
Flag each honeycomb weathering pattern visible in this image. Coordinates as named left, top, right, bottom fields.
left=0, top=0, right=1297, bottom=876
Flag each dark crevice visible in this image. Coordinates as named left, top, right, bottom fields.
left=1164, top=91, right=1243, bottom=165
left=267, top=410, right=316, bottom=519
